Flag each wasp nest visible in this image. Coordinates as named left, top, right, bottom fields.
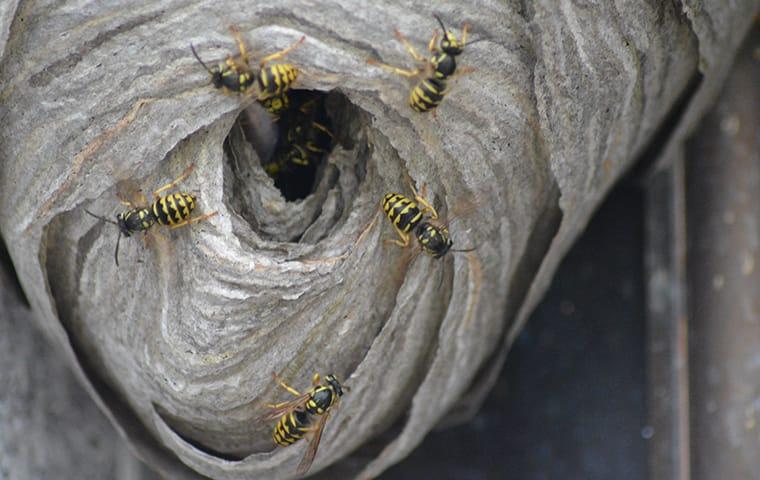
left=0, top=0, right=756, bottom=478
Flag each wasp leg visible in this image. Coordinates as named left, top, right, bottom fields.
left=228, top=25, right=250, bottom=65
left=222, top=54, right=251, bottom=76
left=153, top=164, right=195, bottom=198
left=393, top=29, right=426, bottom=62
left=384, top=226, right=411, bottom=248
left=259, top=36, right=306, bottom=67
left=427, top=31, right=439, bottom=53
left=311, top=373, right=322, bottom=386
left=169, top=211, right=218, bottom=230
left=272, top=372, right=303, bottom=397
left=416, top=195, right=438, bottom=219
left=115, top=189, right=138, bottom=208
left=461, top=22, right=470, bottom=46
left=408, top=180, right=439, bottom=220
left=449, top=66, right=476, bottom=79
left=224, top=55, right=237, bottom=70
left=266, top=401, right=297, bottom=409
left=366, top=58, right=420, bottom=78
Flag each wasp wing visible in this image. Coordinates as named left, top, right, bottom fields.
left=296, top=407, right=332, bottom=476
left=257, top=392, right=312, bottom=422
left=116, top=179, right=148, bottom=207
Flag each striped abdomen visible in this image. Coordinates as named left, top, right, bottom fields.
left=151, top=193, right=196, bottom=226
left=409, top=77, right=447, bottom=113
left=258, top=64, right=299, bottom=98
left=383, top=193, right=423, bottom=234
left=273, top=410, right=311, bottom=447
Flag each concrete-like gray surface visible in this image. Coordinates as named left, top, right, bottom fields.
left=0, top=243, right=159, bottom=480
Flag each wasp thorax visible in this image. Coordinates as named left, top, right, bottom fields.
left=432, top=53, right=457, bottom=78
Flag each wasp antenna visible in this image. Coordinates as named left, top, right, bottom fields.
left=114, top=232, right=122, bottom=267
left=85, top=209, right=118, bottom=225
left=433, top=14, right=448, bottom=36
left=451, top=247, right=477, bottom=253
left=190, top=43, right=213, bottom=74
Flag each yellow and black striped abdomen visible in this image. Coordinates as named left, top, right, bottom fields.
left=273, top=410, right=311, bottom=447
left=383, top=193, right=423, bottom=233
left=258, top=64, right=299, bottom=98
left=152, top=193, right=196, bottom=226
left=409, top=78, right=447, bottom=113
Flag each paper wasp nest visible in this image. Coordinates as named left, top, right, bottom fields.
left=0, top=1, right=756, bottom=478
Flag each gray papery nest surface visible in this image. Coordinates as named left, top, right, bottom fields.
left=0, top=1, right=757, bottom=479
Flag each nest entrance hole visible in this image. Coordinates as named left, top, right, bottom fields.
left=234, top=89, right=335, bottom=201
left=223, top=89, right=370, bottom=243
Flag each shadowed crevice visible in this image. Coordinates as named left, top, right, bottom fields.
left=0, top=231, right=30, bottom=307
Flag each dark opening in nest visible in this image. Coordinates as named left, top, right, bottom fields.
left=237, top=89, right=335, bottom=201
left=223, top=88, right=370, bottom=244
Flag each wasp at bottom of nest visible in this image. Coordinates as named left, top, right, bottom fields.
left=382, top=181, right=475, bottom=259
left=261, top=372, right=345, bottom=475
left=85, top=164, right=217, bottom=266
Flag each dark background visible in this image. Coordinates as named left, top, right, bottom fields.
left=384, top=181, right=647, bottom=480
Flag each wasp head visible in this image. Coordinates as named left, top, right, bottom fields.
left=116, top=211, right=134, bottom=237
left=190, top=43, right=226, bottom=88
left=209, top=67, right=225, bottom=89
left=434, top=15, right=465, bottom=56
left=325, top=374, right=344, bottom=397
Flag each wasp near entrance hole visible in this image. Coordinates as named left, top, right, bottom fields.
left=382, top=181, right=475, bottom=258
left=85, top=164, right=217, bottom=266
left=368, top=15, right=472, bottom=113
left=191, top=25, right=305, bottom=101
